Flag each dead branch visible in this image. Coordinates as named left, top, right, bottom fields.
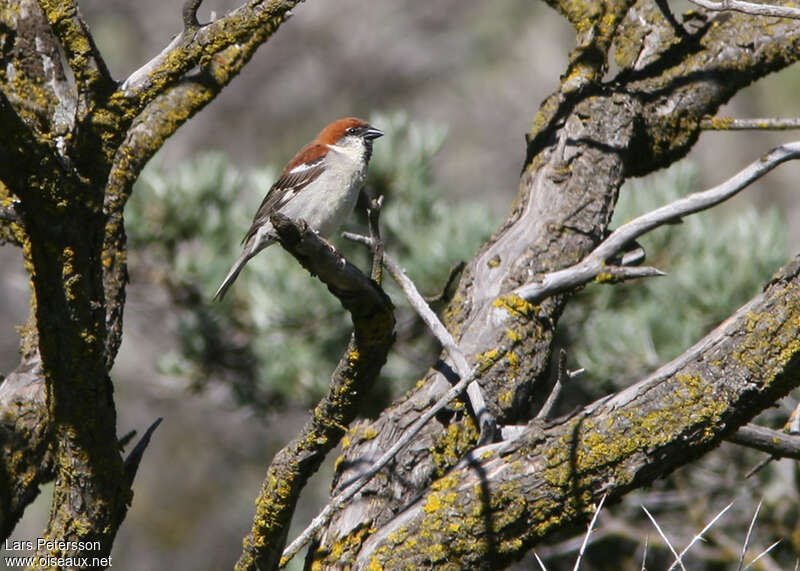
left=689, top=0, right=800, bottom=19
left=513, top=142, right=800, bottom=304
left=701, top=117, right=800, bottom=131
left=727, top=423, right=800, bottom=460
left=347, top=255, right=800, bottom=568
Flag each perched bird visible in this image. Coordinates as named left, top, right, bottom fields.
left=213, top=117, right=384, bottom=301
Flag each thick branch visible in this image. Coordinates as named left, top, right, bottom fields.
left=236, top=215, right=394, bottom=571
left=317, top=14, right=800, bottom=562
left=102, top=76, right=218, bottom=363
left=0, top=0, right=76, bottom=142
left=119, top=0, right=303, bottom=113
left=0, top=352, right=52, bottom=541
left=36, top=0, right=114, bottom=107
left=351, top=255, right=800, bottom=568
left=542, top=0, right=637, bottom=90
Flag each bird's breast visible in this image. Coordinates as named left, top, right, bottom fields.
left=280, top=154, right=366, bottom=237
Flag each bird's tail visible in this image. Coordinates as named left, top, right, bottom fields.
left=213, top=249, right=254, bottom=301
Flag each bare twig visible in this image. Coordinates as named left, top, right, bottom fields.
left=688, top=0, right=800, bottom=19
left=727, top=423, right=800, bottom=460
left=789, top=402, right=800, bottom=434
left=344, top=232, right=497, bottom=442
left=744, top=455, right=774, bottom=479
left=425, top=261, right=466, bottom=307
left=383, top=253, right=469, bottom=373
left=514, top=142, right=800, bottom=303
left=537, top=349, right=568, bottom=421
left=667, top=502, right=733, bottom=571
left=701, top=117, right=800, bottom=131
left=183, top=0, right=203, bottom=30
left=573, top=494, right=607, bottom=571
left=738, top=500, right=763, bottom=571
left=642, top=506, right=687, bottom=571
left=640, top=536, right=649, bottom=571
left=118, top=429, right=137, bottom=450
left=344, top=232, right=469, bottom=368
left=279, top=363, right=480, bottom=566
left=744, top=539, right=782, bottom=570
left=384, top=253, right=495, bottom=441
left=367, top=196, right=385, bottom=283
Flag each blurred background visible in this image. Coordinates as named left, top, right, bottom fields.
left=2, top=1, right=800, bottom=569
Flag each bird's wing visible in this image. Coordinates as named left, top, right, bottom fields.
left=242, top=153, right=326, bottom=245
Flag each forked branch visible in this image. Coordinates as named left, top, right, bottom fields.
left=514, top=142, right=800, bottom=303
left=236, top=215, right=394, bottom=571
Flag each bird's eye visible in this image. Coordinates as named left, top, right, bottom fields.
left=346, top=127, right=357, bottom=135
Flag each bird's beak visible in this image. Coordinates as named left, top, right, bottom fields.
left=364, top=126, right=384, bottom=140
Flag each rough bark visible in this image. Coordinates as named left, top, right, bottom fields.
left=0, top=0, right=304, bottom=563
left=312, top=8, right=800, bottom=567
left=2, top=0, right=800, bottom=569
left=347, top=256, right=800, bottom=569
left=236, top=216, right=395, bottom=570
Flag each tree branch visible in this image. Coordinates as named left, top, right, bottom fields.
left=36, top=0, right=114, bottom=107
left=344, top=232, right=496, bottom=439
left=102, top=76, right=220, bottom=363
left=382, top=253, right=495, bottom=439
left=236, top=215, right=394, bottom=571
left=0, top=351, right=52, bottom=541
left=513, top=141, right=800, bottom=303
left=183, top=0, right=203, bottom=31
left=280, top=362, right=480, bottom=568
left=726, top=423, right=800, bottom=460
left=688, top=0, right=800, bottom=19
left=541, top=0, right=637, bottom=90
left=119, top=0, right=303, bottom=112
left=349, top=255, right=800, bottom=568
left=701, top=117, right=800, bottom=131
left=317, top=18, right=800, bottom=559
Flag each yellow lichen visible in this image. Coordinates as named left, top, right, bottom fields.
left=492, top=294, right=539, bottom=319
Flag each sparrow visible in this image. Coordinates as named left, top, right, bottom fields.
left=213, top=117, right=384, bottom=301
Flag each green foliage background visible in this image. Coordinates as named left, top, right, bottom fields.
left=127, top=113, right=498, bottom=409
left=559, top=163, right=788, bottom=399
left=128, top=113, right=790, bottom=412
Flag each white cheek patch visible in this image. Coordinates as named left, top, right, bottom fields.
left=326, top=139, right=366, bottom=164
